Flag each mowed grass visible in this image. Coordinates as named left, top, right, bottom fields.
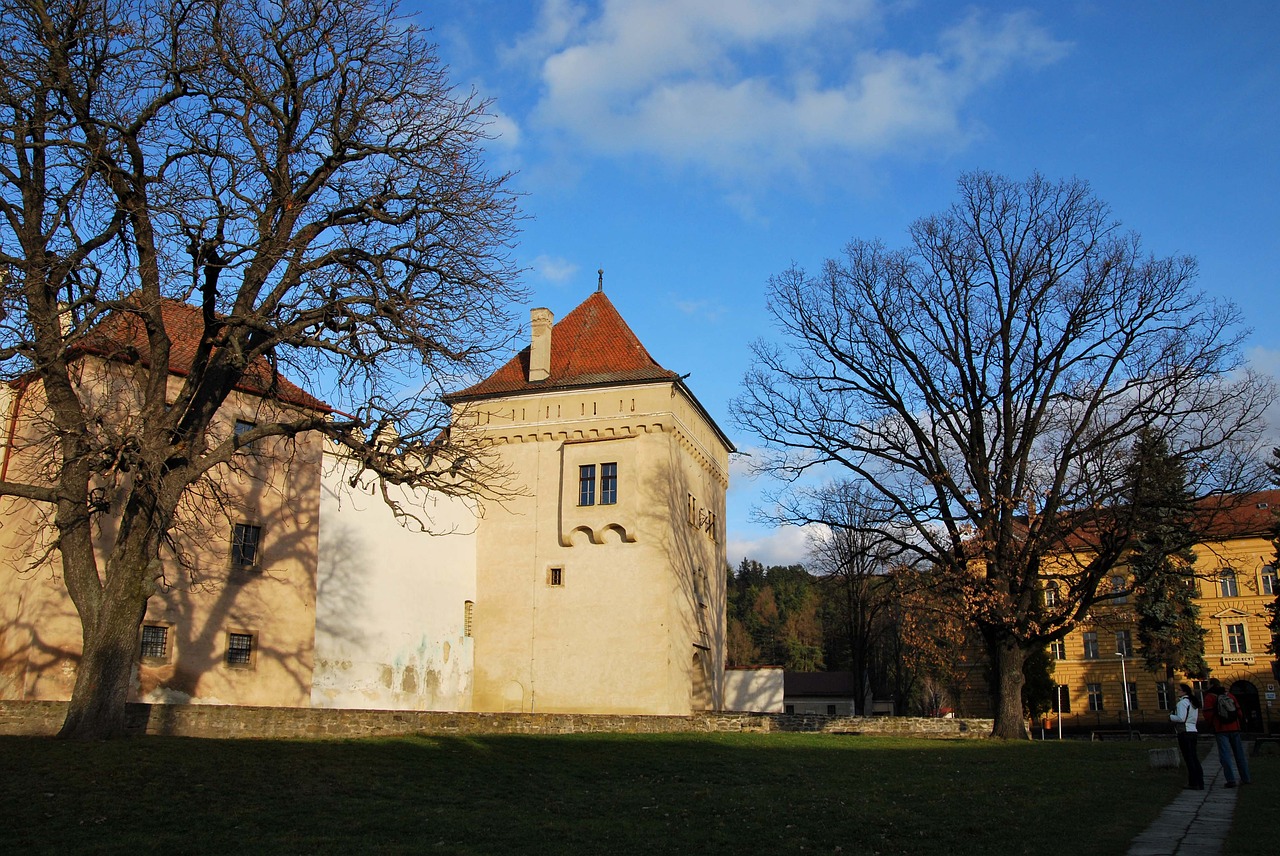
left=0, top=732, right=1231, bottom=855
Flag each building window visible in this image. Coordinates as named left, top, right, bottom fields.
left=231, top=523, right=262, bottom=569
left=1219, top=570, right=1238, bottom=598
left=1044, top=582, right=1059, bottom=608
left=785, top=704, right=795, bottom=714
left=1156, top=681, right=1171, bottom=711
left=1049, top=640, right=1066, bottom=660
left=234, top=419, right=256, bottom=437
left=827, top=704, right=837, bottom=715
left=548, top=566, right=564, bottom=587
left=1124, top=682, right=1139, bottom=712
left=600, top=462, right=618, bottom=505
left=578, top=464, right=596, bottom=506
left=1053, top=684, right=1071, bottom=713
left=226, top=632, right=254, bottom=667
left=1115, top=630, right=1133, bottom=658
left=1109, top=575, right=1127, bottom=604
left=1087, top=682, right=1104, bottom=711
left=140, top=625, right=169, bottom=661
left=1082, top=631, right=1099, bottom=659
left=463, top=601, right=474, bottom=638
left=1226, top=623, right=1247, bottom=654
left=1262, top=565, right=1277, bottom=597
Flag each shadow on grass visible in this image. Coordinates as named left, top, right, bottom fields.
left=0, top=733, right=1186, bottom=855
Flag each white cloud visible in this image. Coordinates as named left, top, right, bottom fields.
left=728, top=524, right=813, bottom=568
left=516, top=1, right=1068, bottom=177
left=532, top=254, right=580, bottom=284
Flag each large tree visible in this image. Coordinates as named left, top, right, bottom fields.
left=0, top=0, right=522, bottom=738
left=734, top=171, right=1272, bottom=738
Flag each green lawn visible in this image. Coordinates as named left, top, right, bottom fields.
left=0, top=732, right=1252, bottom=855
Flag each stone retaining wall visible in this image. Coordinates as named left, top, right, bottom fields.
left=0, top=700, right=991, bottom=740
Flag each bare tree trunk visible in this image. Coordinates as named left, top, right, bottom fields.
left=991, top=639, right=1030, bottom=740
left=59, top=582, right=148, bottom=739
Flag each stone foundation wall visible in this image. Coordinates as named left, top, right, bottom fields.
left=0, top=700, right=991, bottom=740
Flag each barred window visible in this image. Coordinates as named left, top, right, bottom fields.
left=226, top=632, right=254, bottom=666
left=548, top=566, right=564, bottom=587
left=140, top=625, right=168, bottom=661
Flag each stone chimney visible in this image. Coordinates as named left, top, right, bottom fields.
left=529, top=307, right=553, bottom=382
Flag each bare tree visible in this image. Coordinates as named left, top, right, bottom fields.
left=805, top=482, right=904, bottom=714
left=735, top=171, right=1273, bottom=738
left=0, top=0, right=522, bottom=738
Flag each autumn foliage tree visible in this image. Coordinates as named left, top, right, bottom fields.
left=735, top=172, right=1272, bottom=738
left=0, top=0, right=522, bottom=738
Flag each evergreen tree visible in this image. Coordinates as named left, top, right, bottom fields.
left=1128, top=429, right=1208, bottom=678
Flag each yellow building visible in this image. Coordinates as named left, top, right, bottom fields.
left=958, top=491, right=1279, bottom=732
left=0, top=300, right=327, bottom=708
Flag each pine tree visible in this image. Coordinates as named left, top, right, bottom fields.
left=1128, top=429, right=1208, bottom=678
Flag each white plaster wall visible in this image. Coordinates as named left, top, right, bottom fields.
left=724, top=668, right=784, bottom=713
left=312, top=451, right=477, bottom=711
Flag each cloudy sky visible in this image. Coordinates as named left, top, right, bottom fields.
left=425, top=0, right=1280, bottom=567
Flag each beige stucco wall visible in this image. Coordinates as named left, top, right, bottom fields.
left=725, top=667, right=785, bottom=712
left=311, top=450, right=477, bottom=710
left=462, top=380, right=730, bottom=716
left=0, top=364, right=321, bottom=708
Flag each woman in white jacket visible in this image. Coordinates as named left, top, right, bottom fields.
left=1170, top=683, right=1204, bottom=789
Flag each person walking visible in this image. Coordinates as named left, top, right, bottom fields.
left=1203, top=677, right=1251, bottom=787
left=1170, top=683, right=1203, bottom=789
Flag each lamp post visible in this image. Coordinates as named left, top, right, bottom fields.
left=1117, top=651, right=1133, bottom=733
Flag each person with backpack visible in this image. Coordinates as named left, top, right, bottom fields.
left=1203, top=678, right=1251, bottom=787
left=1169, top=683, right=1204, bottom=789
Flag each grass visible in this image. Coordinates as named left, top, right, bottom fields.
left=1223, top=748, right=1280, bottom=855
left=0, top=732, right=1229, bottom=855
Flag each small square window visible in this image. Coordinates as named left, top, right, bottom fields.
left=226, top=632, right=254, bottom=667
left=826, top=704, right=837, bottom=715
left=548, top=567, right=564, bottom=587
left=231, top=523, right=262, bottom=569
left=140, top=625, right=169, bottom=661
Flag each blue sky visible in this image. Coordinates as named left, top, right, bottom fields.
left=423, top=0, right=1280, bottom=567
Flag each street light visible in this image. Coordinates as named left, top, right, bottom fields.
left=1117, top=651, right=1133, bottom=733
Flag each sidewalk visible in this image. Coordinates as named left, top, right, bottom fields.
left=1127, top=745, right=1237, bottom=856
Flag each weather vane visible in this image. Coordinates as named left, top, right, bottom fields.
left=597, top=268, right=604, bottom=293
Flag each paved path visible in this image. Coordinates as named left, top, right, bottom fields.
left=1127, top=744, right=1237, bottom=856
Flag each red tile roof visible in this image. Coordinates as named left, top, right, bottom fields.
left=76, top=299, right=329, bottom=413
left=447, top=291, right=680, bottom=401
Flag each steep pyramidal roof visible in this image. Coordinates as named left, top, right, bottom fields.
left=448, top=291, right=681, bottom=401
